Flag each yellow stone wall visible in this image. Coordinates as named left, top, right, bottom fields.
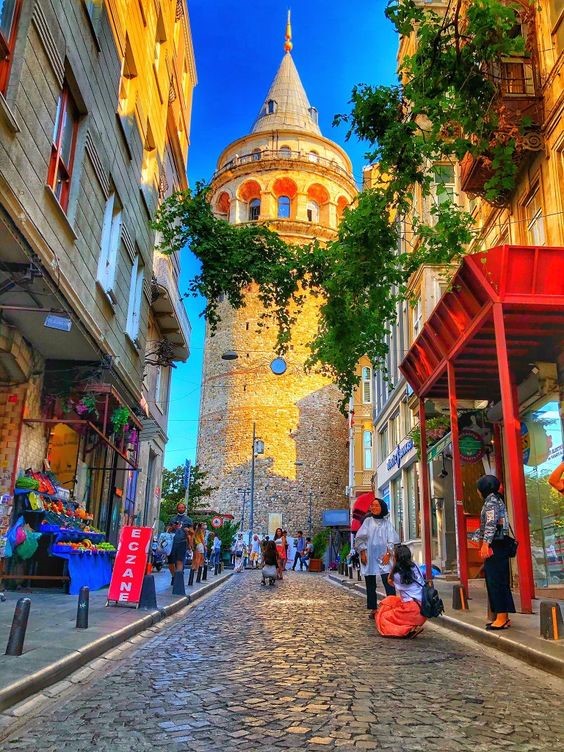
left=198, top=130, right=357, bottom=534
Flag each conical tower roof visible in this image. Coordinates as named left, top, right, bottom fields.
left=252, top=14, right=321, bottom=136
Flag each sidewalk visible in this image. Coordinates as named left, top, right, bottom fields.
left=328, top=573, right=564, bottom=678
left=0, top=568, right=232, bottom=712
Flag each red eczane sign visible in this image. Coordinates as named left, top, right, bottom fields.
left=108, top=526, right=152, bottom=606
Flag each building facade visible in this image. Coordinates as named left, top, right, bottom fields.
left=197, top=21, right=357, bottom=536
left=371, top=0, right=564, bottom=606
left=0, top=0, right=194, bottom=544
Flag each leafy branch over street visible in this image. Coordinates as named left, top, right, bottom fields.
left=154, top=0, right=532, bottom=407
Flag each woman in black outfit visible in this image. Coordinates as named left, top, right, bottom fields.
left=475, top=475, right=516, bottom=630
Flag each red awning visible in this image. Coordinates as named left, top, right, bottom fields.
left=399, top=245, right=564, bottom=399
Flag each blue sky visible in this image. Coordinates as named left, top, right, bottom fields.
left=164, top=0, right=399, bottom=470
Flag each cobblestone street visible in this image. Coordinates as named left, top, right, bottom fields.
left=2, top=573, right=562, bottom=752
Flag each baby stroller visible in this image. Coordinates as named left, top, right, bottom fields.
left=261, top=564, right=277, bottom=586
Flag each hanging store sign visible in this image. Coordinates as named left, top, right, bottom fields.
left=387, top=438, right=415, bottom=471
left=459, top=427, right=485, bottom=463
left=107, top=526, right=152, bottom=606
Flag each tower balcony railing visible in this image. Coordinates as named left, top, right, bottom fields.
left=212, top=148, right=355, bottom=183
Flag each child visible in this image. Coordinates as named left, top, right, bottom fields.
left=375, top=544, right=426, bottom=638
left=261, top=540, right=278, bottom=585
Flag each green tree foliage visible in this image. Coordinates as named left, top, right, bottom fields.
left=159, top=464, right=216, bottom=524
left=153, top=0, right=532, bottom=409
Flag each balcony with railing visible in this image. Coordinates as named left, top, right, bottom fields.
left=151, top=254, right=191, bottom=362
left=460, top=55, right=544, bottom=199
left=212, top=148, right=356, bottom=185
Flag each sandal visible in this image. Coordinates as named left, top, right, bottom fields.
left=485, top=620, right=511, bottom=630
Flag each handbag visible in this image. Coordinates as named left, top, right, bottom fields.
left=505, top=523, right=518, bottom=558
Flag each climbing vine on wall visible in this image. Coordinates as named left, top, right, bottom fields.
left=153, top=0, right=534, bottom=410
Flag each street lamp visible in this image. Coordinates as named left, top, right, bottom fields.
left=249, top=422, right=264, bottom=544
left=295, top=461, right=313, bottom=537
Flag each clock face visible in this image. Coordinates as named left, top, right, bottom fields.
left=270, top=357, right=287, bottom=375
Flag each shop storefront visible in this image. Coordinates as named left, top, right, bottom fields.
left=400, top=244, right=564, bottom=612
left=377, top=436, right=418, bottom=552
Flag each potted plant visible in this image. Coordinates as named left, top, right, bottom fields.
left=308, top=529, right=329, bottom=573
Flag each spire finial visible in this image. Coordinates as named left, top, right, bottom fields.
left=284, top=9, right=293, bottom=53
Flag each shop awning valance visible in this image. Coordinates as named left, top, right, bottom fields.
left=400, top=245, right=564, bottom=399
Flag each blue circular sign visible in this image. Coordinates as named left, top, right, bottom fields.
left=270, top=357, right=287, bottom=375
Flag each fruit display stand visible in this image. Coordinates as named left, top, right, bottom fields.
left=4, top=474, right=115, bottom=594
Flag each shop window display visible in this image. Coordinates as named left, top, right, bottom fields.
left=522, top=397, right=564, bottom=588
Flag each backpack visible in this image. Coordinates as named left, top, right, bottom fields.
left=415, top=566, right=444, bottom=618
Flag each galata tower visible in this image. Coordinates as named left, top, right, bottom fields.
left=197, top=15, right=357, bottom=537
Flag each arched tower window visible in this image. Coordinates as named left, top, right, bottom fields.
left=278, top=196, right=291, bottom=219
left=308, top=106, right=319, bottom=124
left=308, top=151, right=319, bottom=163
left=306, top=201, right=319, bottom=223
left=248, top=198, right=261, bottom=221
left=252, top=148, right=261, bottom=161
left=216, top=191, right=231, bottom=220
left=266, top=99, right=277, bottom=114
left=279, top=146, right=291, bottom=159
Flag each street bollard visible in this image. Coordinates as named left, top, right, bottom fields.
left=76, top=586, right=90, bottom=629
left=139, top=574, right=158, bottom=610
left=196, top=566, right=202, bottom=583
left=172, top=571, right=186, bottom=596
left=348, top=566, right=353, bottom=579
left=452, top=585, right=469, bottom=610
left=214, top=563, right=219, bottom=576
left=5, top=597, right=31, bottom=656
left=188, top=568, right=195, bottom=587
left=219, top=562, right=223, bottom=573
left=357, top=568, right=362, bottom=582
left=202, top=564, right=208, bottom=581
left=540, top=601, right=563, bottom=640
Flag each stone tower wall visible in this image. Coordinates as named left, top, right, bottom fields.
left=197, top=130, right=357, bottom=536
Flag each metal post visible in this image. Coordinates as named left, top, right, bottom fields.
left=493, top=303, right=534, bottom=613
left=188, top=568, right=195, bottom=586
left=202, top=564, right=208, bottom=581
left=76, top=586, right=90, bottom=629
left=447, top=361, right=469, bottom=596
left=196, top=566, right=202, bottom=583
left=418, top=399, right=433, bottom=582
left=249, top=422, right=256, bottom=545
left=308, top=491, right=313, bottom=537
left=184, top=459, right=191, bottom=505
left=5, top=597, right=31, bottom=656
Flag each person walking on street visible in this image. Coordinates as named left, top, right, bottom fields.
left=474, top=474, right=516, bottom=630
left=232, top=533, right=245, bottom=572
left=210, top=533, right=222, bottom=568
left=300, top=537, right=313, bottom=569
left=250, top=534, right=261, bottom=568
left=274, top=527, right=287, bottom=579
left=354, top=497, right=399, bottom=619
left=292, top=531, right=305, bottom=570
left=169, top=519, right=192, bottom=585
left=191, top=522, right=205, bottom=574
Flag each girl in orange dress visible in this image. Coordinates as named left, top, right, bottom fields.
left=376, top=545, right=426, bottom=638
left=274, top=527, right=287, bottom=580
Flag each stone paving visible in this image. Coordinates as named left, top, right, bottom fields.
left=1, top=572, right=562, bottom=751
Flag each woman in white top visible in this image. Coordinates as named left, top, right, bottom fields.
left=376, top=544, right=426, bottom=638
left=354, top=497, right=400, bottom=618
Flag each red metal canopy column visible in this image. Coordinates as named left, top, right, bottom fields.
left=492, top=302, right=534, bottom=613
left=418, top=399, right=433, bottom=580
left=447, top=361, right=469, bottom=595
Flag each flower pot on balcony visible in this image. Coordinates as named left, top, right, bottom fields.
left=460, top=152, right=494, bottom=195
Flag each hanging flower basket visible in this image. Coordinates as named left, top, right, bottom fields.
left=74, top=393, right=99, bottom=419
left=111, top=406, right=130, bottom=434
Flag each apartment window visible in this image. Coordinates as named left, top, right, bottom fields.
left=277, top=195, right=291, bottom=219
left=412, top=297, right=422, bottom=339
left=549, top=0, right=564, bottom=53
left=47, top=86, right=80, bottom=212
left=118, top=41, right=137, bottom=116
left=155, top=366, right=170, bottom=411
left=525, top=186, right=546, bottom=245
left=390, top=412, right=400, bottom=447
left=361, top=366, right=372, bottom=404
left=432, top=165, right=455, bottom=206
left=379, top=426, right=389, bottom=462
left=141, top=124, right=157, bottom=188
left=0, top=0, right=20, bottom=93
left=363, top=430, right=373, bottom=471
left=401, top=402, right=412, bottom=437
left=96, top=190, right=122, bottom=300
left=154, top=11, right=166, bottom=72
left=126, top=253, right=144, bottom=342
left=248, top=198, right=260, bottom=221
left=306, top=200, right=319, bottom=223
